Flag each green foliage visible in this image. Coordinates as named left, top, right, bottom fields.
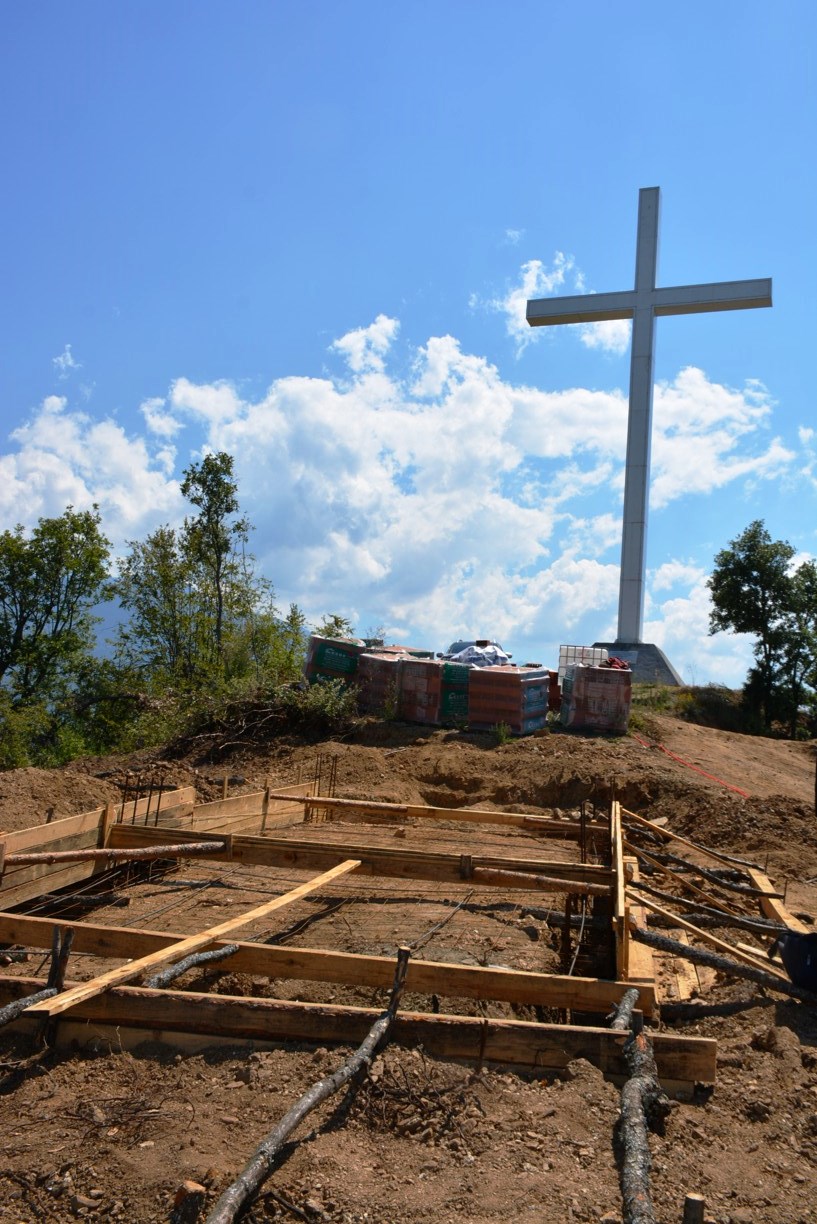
left=708, top=520, right=817, bottom=736
left=114, top=453, right=308, bottom=699
left=0, top=457, right=369, bottom=769
left=493, top=721, right=512, bottom=745
left=315, top=613, right=357, bottom=640
left=0, top=693, right=51, bottom=769
left=0, top=506, right=110, bottom=704
left=181, top=452, right=250, bottom=654
left=277, top=678, right=359, bottom=736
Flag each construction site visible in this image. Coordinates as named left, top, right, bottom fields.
left=0, top=686, right=816, bottom=1223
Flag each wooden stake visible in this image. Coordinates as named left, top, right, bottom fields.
left=683, top=1194, right=706, bottom=1224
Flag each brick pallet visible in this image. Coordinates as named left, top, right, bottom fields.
left=560, top=665, right=632, bottom=733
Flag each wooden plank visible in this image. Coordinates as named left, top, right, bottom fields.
left=0, top=976, right=714, bottom=1083
left=26, top=860, right=362, bottom=1017
left=611, top=803, right=627, bottom=979
left=108, top=824, right=615, bottom=888
left=0, top=860, right=110, bottom=910
left=2, top=810, right=106, bottom=855
left=624, top=861, right=656, bottom=986
left=622, top=838, right=743, bottom=917
left=192, top=782, right=315, bottom=822
left=667, top=931, right=702, bottom=1001
left=747, top=868, right=810, bottom=935
left=269, top=792, right=609, bottom=838
left=0, top=910, right=655, bottom=1016
left=0, top=828, right=104, bottom=905
left=0, top=786, right=195, bottom=854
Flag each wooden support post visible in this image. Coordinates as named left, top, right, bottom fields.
left=99, top=802, right=117, bottom=848
left=612, top=802, right=627, bottom=981
left=260, top=785, right=270, bottom=833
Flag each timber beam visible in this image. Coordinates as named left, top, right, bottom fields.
left=0, top=911, right=655, bottom=1015
left=107, top=824, right=615, bottom=889
left=267, top=793, right=609, bottom=839
left=0, top=975, right=713, bottom=1084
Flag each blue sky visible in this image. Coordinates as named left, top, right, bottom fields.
left=1, top=3, right=815, bottom=684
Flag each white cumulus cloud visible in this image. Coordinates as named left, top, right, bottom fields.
left=0, top=318, right=801, bottom=682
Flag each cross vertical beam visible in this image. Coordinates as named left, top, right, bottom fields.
left=526, top=187, right=771, bottom=645
left=619, top=187, right=659, bottom=643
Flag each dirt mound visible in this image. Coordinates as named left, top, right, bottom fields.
left=1, top=716, right=816, bottom=1222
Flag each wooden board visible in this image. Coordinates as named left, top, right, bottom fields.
left=25, top=860, right=361, bottom=1017
left=611, top=803, right=627, bottom=978
left=268, top=793, right=609, bottom=839
left=747, top=869, right=810, bottom=935
left=0, top=910, right=655, bottom=1016
left=0, top=975, right=714, bottom=1083
left=108, top=823, right=614, bottom=888
left=624, top=861, right=656, bottom=987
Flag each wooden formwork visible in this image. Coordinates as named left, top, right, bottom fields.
left=0, top=782, right=722, bottom=1091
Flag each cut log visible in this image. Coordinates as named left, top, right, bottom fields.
left=205, top=947, right=411, bottom=1224
left=0, top=925, right=73, bottom=1031
left=617, top=1025, right=669, bottom=1224
left=631, top=924, right=817, bottom=1005
left=144, top=943, right=240, bottom=989
left=629, top=893, right=790, bottom=982
left=3, top=840, right=226, bottom=866
left=610, top=987, right=641, bottom=1032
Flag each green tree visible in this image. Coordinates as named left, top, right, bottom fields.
left=115, top=453, right=306, bottom=695
left=0, top=506, right=110, bottom=705
left=115, top=525, right=203, bottom=685
left=708, top=520, right=816, bottom=734
left=315, top=613, right=356, bottom=640
left=776, top=560, right=817, bottom=737
left=181, top=452, right=249, bottom=656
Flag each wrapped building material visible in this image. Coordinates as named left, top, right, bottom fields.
left=468, top=666, right=550, bottom=735
left=439, top=661, right=470, bottom=725
left=558, top=644, right=607, bottom=681
left=560, top=664, right=632, bottom=733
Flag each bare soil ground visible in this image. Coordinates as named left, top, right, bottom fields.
left=1, top=715, right=816, bottom=1224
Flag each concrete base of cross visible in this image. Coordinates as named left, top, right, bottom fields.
left=592, top=641, right=683, bottom=686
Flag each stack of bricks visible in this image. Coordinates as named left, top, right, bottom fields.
left=357, top=652, right=405, bottom=715
left=467, top=666, right=550, bottom=735
left=304, top=635, right=365, bottom=685
left=439, top=661, right=470, bottom=726
left=397, top=659, right=443, bottom=725
left=560, top=665, right=632, bottom=733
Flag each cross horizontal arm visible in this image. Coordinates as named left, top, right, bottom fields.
left=526, top=289, right=636, bottom=327
left=652, top=278, right=772, bottom=317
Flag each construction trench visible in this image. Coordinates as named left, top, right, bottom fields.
left=0, top=766, right=809, bottom=1223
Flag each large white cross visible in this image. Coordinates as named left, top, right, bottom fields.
left=526, top=187, right=772, bottom=644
